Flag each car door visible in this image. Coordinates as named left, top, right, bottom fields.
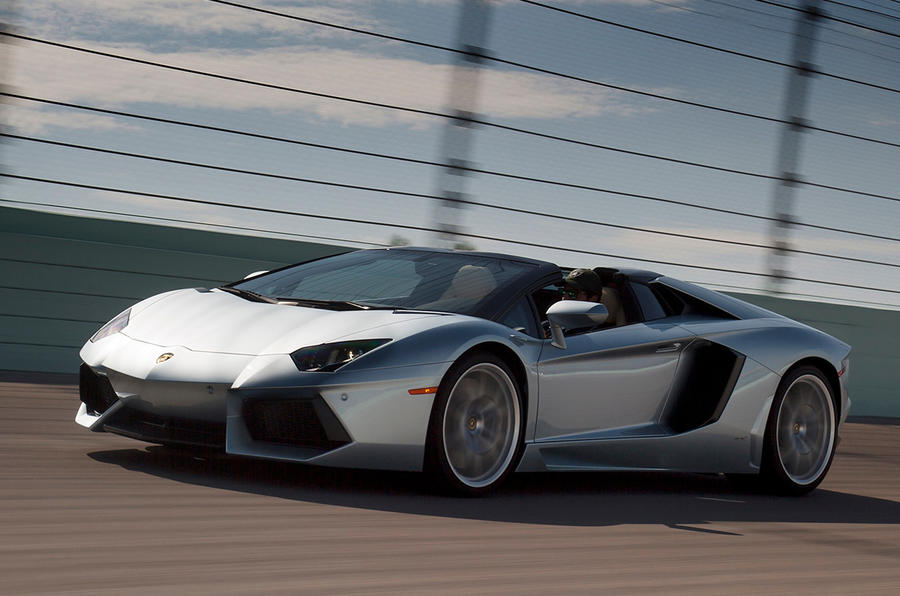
left=535, top=320, right=693, bottom=442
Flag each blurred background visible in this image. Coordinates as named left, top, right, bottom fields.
left=0, top=1, right=898, bottom=411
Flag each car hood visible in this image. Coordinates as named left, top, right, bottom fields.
left=121, top=288, right=443, bottom=355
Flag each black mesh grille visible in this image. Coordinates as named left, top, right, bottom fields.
left=242, top=398, right=351, bottom=450
left=79, top=364, right=119, bottom=415
left=103, top=406, right=226, bottom=449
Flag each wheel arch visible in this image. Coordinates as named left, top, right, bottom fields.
left=784, top=356, right=841, bottom=421
left=453, top=342, right=529, bottom=421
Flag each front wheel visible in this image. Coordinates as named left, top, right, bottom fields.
left=761, top=366, right=837, bottom=495
left=425, top=353, right=524, bottom=496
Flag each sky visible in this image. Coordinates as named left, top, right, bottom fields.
left=1, top=0, right=898, bottom=308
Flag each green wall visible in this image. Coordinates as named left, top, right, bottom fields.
left=720, top=293, right=898, bottom=418
left=1, top=205, right=896, bottom=416
left=0, top=206, right=348, bottom=373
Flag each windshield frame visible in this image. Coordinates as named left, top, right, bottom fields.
left=224, top=247, right=559, bottom=321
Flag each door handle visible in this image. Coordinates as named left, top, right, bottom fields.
left=655, top=342, right=682, bottom=353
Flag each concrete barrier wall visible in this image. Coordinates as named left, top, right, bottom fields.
left=721, top=294, right=899, bottom=418
left=0, top=206, right=347, bottom=373
left=2, top=205, right=896, bottom=416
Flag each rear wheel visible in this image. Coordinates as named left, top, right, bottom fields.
left=761, top=366, right=837, bottom=495
left=425, top=352, right=524, bottom=496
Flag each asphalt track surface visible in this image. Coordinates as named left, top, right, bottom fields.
left=2, top=376, right=899, bottom=595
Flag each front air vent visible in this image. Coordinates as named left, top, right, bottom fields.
left=79, top=364, right=119, bottom=415
left=242, top=397, right=351, bottom=451
left=103, top=406, right=226, bottom=449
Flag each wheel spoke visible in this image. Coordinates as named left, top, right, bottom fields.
left=464, top=451, right=488, bottom=477
left=789, top=448, right=802, bottom=475
left=480, top=403, right=500, bottom=419
left=455, top=377, right=479, bottom=405
left=474, top=372, right=490, bottom=398
left=781, top=400, right=798, bottom=425
left=797, top=451, right=814, bottom=476
left=445, top=428, right=467, bottom=458
left=480, top=424, right=498, bottom=445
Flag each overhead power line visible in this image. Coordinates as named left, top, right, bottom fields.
left=757, top=0, right=900, bottom=38
left=520, top=0, right=900, bottom=95
left=6, top=153, right=896, bottom=268
left=210, top=0, right=900, bottom=95
left=690, top=280, right=900, bottom=309
left=0, top=341, right=82, bottom=350
left=823, top=0, right=900, bottom=21
left=4, top=174, right=899, bottom=295
left=0, top=257, right=224, bottom=283
left=0, top=198, right=385, bottom=248
left=3, top=199, right=895, bottom=307
left=698, top=0, right=900, bottom=55
left=13, top=96, right=900, bottom=210
left=4, top=35, right=898, bottom=158
left=0, top=284, right=142, bottom=301
left=2, top=135, right=894, bottom=244
left=6, top=128, right=900, bottom=244
left=6, top=199, right=898, bottom=309
left=1, top=278, right=895, bottom=313
left=864, top=0, right=900, bottom=15
left=6, top=130, right=900, bottom=251
left=0, top=313, right=107, bottom=325
left=7, top=127, right=899, bottom=204
left=857, top=0, right=900, bottom=13
left=6, top=92, right=900, bottom=243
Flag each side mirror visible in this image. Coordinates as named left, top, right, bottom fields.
left=243, top=270, right=269, bottom=280
left=546, top=300, right=608, bottom=349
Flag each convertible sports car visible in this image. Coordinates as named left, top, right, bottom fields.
left=77, top=247, right=850, bottom=495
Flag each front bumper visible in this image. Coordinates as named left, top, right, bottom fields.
left=78, top=364, right=230, bottom=448
left=78, top=336, right=449, bottom=471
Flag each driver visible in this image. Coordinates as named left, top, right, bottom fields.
left=561, top=268, right=603, bottom=302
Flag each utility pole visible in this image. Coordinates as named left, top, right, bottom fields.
left=767, top=0, right=823, bottom=292
left=431, top=0, right=494, bottom=249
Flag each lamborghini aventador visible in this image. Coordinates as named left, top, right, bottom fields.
left=77, top=247, right=850, bottom=495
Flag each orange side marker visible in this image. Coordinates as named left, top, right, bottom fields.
left=408, top=386, right=438, bottom=395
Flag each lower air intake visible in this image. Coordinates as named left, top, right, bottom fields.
left=79, top=364, right=119, bottom=415
left=242, top=397, right=351, bottom=450
left=103, top=406, right=226, bottom=449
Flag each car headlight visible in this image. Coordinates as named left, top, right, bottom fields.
left=90, top=308, right=131, bottom=343
left=291, top=339, right=390, bottom=372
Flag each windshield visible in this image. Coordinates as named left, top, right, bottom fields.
left=230, top=249, right=536, bottom=316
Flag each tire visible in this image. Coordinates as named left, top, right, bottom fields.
left=425, top=352, right=525, bottom=496
left=761, top=365, right=837, bottom=495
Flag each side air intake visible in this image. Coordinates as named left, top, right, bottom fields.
left=663, top=340, right=745, bottom=434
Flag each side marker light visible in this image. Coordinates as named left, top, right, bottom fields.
left=408, top=387, right=438, bottom=396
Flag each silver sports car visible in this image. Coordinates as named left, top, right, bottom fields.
left=77, top=247, right=850, bottom=495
